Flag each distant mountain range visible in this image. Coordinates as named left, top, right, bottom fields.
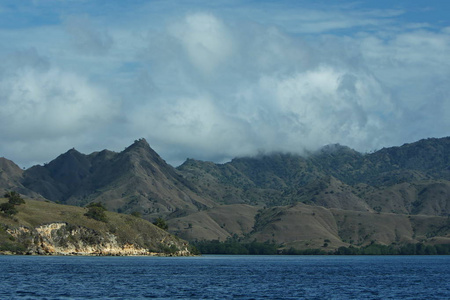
left=1, top=137, right=449, bottom=250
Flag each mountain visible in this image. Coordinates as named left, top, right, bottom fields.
left=0, top=158, right=24, bottom=193
left=177, top=137, right=450, bottom=215
left=20, top=139, right=216, bottom=217
left=1, top=136, right=450, bottom=251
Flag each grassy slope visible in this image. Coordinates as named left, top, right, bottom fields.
left=0, top=198, right=187, bottom=254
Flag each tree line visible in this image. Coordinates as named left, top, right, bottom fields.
left=192, top=237, right=450, bottom=255
left=192, top=238, right=279, bottom=255
left=331, top=243, right=450, bottom=255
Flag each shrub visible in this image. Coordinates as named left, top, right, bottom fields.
left=84, top=202, right=108, bottom=222
left=0, top=202, right=18, bottom=216
left=0, top=241, right=26, bottom=253
left=86, top=202, right=107, bottom=210
left=153, top=217, right=168, bottom=230
left=4, top=191, right=25, bottom=205
left=159, top=244, right=179, bottom=254
left=131, top=211, right=142, bottom=218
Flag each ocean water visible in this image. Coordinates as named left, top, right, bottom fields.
left=1, top=255, right=449, bottom=299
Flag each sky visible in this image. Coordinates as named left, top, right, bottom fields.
left=0, top=0, right=449, bottom=168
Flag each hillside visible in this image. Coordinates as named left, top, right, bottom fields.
left=177, top=138, right=450, bottom=216
left=19, top=139, right=216, bottom=217
left=173, top=137, right=450, bottom=248
left=246, top=203, right=450, bottom=250
left=1, top=136, right=450, bottom=251
left=0, top=197, right=191, bottom=255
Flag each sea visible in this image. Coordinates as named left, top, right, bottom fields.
left=1, top=255, right=449, bottom=299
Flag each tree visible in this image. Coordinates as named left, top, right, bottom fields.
left=84, top=202, right=108, bottom=222
left=131, top=211, right=142, bottom=218
left=0, top=202, right=18, bottom=216
left=4, top=191, right=25, bottom=205
left=153, top=217, right=168, bottom=230
left=1, top=191, right=25, bottom=216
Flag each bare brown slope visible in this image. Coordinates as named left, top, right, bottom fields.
left=168, top=204, right=259, bottom=241
left=364, top=181, right=450, bottom=216
left=0, top=157, right=33, bottom=196
left=247, top=203, right=450, bottom=250
left=0, top=157, right=22, bottom=190
left=250, top=203, right=346, bottom=249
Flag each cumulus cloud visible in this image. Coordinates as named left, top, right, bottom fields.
left=235, top=67, right=391, bottom=151
left=127, top=9, right=449, bottom=164
left=0, top=49, right=119, bottom=166
left=169, top=13, right=234, bottom=74
left=1, top=1, right=449, bottom=167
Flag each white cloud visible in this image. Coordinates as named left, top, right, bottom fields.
left=226, top=65, right=393, bottom=153
left=0, top=50, right=119, bottom=166
left=1, top=1, right=450, bottom=167
left=118, top=8, right=450, bottom=164
left=169, top=13, right=234, bottom=74
left=0, top=67, right=117, bottom=138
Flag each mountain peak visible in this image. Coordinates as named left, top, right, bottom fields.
left=49, top=148, right=87, bottom=167
left=319, top=144, right=360, bottom=156
left=121, top=138, right=168, bottom=167
left=125, top=138, right=152, bottom=152
left=65, top=148, right=82, bottom=156
left=133, top=138, right=149, bottom=146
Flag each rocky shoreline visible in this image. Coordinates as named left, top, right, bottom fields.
left=3, top=222, right=192, bottom=257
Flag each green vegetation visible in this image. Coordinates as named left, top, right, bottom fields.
left=158, top=244, right=180, bottom=254
left=286, top=243, right=450, bottom=255
left=333, top=243, right=450, bottom=255
left=193, top=237, right=278, bottom=255
left=283, top=248, right=328, bottom=255
left=0, top=191, right=25, bottom=216
left=84, top=202, right=108, bottom=222
left=131, top=211, right=142, bottom=218
left=153, top=217, right=168, bottom=230
left=0, top=202, right=18, bottom=216
left=191, top=237, right=450, bottom=255
left=0, top=224, right=26, bottom=253
left=0, top=241, right=27, bottom=253
left=4, top=191, right=25, bottom=205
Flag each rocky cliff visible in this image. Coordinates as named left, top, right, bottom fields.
left=6, top=222, right=189, bottom=256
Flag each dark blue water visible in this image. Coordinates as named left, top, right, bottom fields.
left=1, top=255, right=449, bottom=299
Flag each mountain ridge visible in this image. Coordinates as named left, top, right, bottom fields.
left=1, top=136, right=450, bottom=250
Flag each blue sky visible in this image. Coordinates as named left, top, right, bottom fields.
left=0, top=0, right=449, bottom=167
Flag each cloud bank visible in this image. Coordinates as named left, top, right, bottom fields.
left=0, top=1, right=449, bottom=167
